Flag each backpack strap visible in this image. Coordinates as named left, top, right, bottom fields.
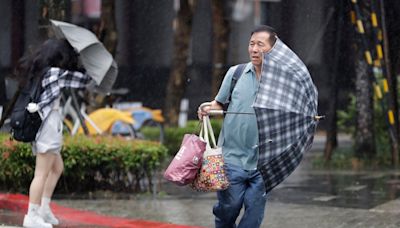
left=225, top=63, right=247, bottom=107
left=29, top=67, right=50, bottom=103
left=29, top=76, right=41, bottom=102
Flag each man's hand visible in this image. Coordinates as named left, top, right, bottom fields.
left=198, top=103, right=211, bottom=120
left=197, top=100, right=223, bottom=120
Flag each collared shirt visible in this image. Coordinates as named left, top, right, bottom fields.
left=38, top=67, right=91, bottom=120
left=215, top=63, right=259, bottom=170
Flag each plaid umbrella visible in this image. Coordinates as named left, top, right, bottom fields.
left=253, top=38, right=319, bottom=193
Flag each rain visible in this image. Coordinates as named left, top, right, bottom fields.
left=1, top=0, right=400, bottom=227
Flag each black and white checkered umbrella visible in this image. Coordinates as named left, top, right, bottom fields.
left=254, top=38, right=320, bottom=193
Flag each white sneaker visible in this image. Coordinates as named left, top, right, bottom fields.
left=23, top=213, right=53, bottom=228
left=38, top=207, right=59, bottom=225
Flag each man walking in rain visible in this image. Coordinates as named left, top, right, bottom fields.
left=198, top=25, right=277, bottom=228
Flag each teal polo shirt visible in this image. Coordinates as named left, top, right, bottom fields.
left=215, top=63, right=259, bottom=170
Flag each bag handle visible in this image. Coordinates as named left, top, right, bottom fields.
left=200, top=116, right=217, bottom=149
left=199, top=117, right=208, bottom=148
left=199, top=119, right=204, bottom=140
left=206, top=116, right=217, bottom=148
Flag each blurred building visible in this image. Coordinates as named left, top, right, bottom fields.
left=1, top=0, right=357, bottom=122
left=113, top=0, right=352, bottom=123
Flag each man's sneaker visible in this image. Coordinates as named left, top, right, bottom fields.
left=23, top=213, right=53, bottom=228
left=38, top=207, right=59, bottom=225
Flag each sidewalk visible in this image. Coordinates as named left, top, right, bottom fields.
left=2, top=134, right=400, bottom=227
left=0, top=194, right=202, bottom=228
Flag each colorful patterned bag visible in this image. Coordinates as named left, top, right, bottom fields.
left=191, top=116, right=229, bottom=192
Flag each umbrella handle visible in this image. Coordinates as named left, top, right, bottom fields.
left=209, top=110, right=224, bottom=116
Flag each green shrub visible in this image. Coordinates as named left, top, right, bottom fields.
left=313, top=146, right=393, bottom=170
left=0, top=134, right=167, bottom=193
left=334, top=93, right=392, bottom=166
left=155, top=119, right=223, bottom=156
left=338, top=95, right=391, bottom=152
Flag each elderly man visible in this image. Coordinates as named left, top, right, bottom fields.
left=198, top=25, right=277, bottom=228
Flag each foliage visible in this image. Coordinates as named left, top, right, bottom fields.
left=0, top=134, right=167, bottom=193
left=334, top=93, right=392, bottom=165
left=313, top=146, right=392, bottom=170
left=143, top=119, right=223, bottom=156
left=337, top=95, right=357, bottom=135
left=313, top=147, right=354, bottom=169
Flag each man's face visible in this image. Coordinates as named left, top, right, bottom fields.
left=248, top=32, right=273, bottom=67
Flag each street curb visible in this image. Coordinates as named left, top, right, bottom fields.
left=0, top=193, right=204, bottom=228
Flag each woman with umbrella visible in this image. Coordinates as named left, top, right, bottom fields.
left=15, top=39, right=92, bottom=228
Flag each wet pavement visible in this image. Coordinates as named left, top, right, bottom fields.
left=0, top=209, right=22, bottom=227
left=3, top=133, right=400, bottom=227
left=271, top=170, right=400, bottom=209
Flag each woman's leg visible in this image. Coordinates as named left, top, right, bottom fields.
left=24, top=153, right=56, bottom=228
left=29, top=153, right=57, bottom=205
left=39, top=153, right=63, bottom=225
left=42, top=153, right=64, bottom=198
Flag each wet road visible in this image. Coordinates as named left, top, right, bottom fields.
left=3, top=134, right=400, bottom=227
left=53, top=134, right=400, bottom=227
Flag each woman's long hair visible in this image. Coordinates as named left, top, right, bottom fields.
left=14, top=38, right=79, bottom=87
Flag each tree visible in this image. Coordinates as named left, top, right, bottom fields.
left=210, top=0, right=230, bottom=97
left=164, top=0, right=198, bottom=126
left=350, top=0, right=376, bottom=160
left=354, top=52, right=376, bottom=159
left=0, top=0, right=26, bottom=128
left=1, top=0, right=68, bottom=129
left=98, top=0, right=118, bottom=56
left=39, top=0, right=67, bottom=39
left=382, top=0, right=400, bottom=166
left=324, top=3, right=343, bottom=161
left=86, top=0, right=118, bottom=110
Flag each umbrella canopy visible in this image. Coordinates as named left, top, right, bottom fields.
left=254, top=38, right=319, bottom=193
left=50, top=20, right=117, bottom=93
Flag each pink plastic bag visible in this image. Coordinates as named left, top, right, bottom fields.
left=163, top=134, right=206, bottom=186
